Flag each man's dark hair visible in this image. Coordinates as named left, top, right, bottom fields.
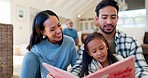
left=95, top=0, right=119, bottom=17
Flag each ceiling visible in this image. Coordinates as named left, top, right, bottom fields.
left=125, top=0, right=145, bottom=10
left=44, top=0, right=145, bottom=17
left=45, top=0, right=101, bottom=16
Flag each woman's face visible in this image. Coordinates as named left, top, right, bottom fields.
left=42, top=16, right=62, bottom=44
left=87, top=38, right=108, bottom=64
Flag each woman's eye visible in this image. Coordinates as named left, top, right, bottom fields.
left=50, top=29, right=54, bottom=31
left=58, top=24, right=61, bottom=27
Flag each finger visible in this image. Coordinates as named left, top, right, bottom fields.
left=46, top=73, right=55, bottom=78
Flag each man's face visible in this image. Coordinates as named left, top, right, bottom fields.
left=66, top=20, right=73, bottom=29
left=95, top=6, right=118, bottom=34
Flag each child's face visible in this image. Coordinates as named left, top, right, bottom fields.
left=87, top=38, right=108, bottom=64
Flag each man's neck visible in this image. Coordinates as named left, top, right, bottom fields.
left=100, top=31, right=116, bottom=44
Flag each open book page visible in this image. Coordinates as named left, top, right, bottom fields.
left=42, top=63, right=78, bottom=78
left=43, top=55, right=135, bottom=78
left=84, top=55, right=135, bottom=78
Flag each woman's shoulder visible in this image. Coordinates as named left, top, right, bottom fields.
left=63, top=35, right=74, bottom=42
left=31, top=40, right=47, bottom=50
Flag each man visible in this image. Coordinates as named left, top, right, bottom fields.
left=69, top=0, right=148, bottom=77
left=63, top=19, right=79, bottom=45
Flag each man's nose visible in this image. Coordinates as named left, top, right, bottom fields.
left=106, top=18, right=112, bottom=24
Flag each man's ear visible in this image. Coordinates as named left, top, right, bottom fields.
left=94, top=16, right=99, bottom=27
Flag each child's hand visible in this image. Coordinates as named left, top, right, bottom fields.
left=46, top=74, right=55, bottom=78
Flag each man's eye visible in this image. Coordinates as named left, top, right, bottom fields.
left=112, top=16, right=116, bottom=19
left=102, top=17, right=107, bottom=19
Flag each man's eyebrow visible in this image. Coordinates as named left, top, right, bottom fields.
left=101, top=14, right=117, bottom=16
left=101, top=14, right=108, bottom=16
left=112, top=14, right=117, bottom=16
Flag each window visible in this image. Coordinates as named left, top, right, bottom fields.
left=117, top=9, right=146, bottom=28
left=85, top=22, right=88, bottom=30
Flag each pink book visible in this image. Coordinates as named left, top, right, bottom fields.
left=43, top=55, right=135, bottom=78
left=84, top=55, right=135, bottom=78
left=42, top=63, right=78, bottom=78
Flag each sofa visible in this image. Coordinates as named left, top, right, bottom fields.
left=141, top=32, right=148, bottom=64
left=0, top=23, right=13, bottom=78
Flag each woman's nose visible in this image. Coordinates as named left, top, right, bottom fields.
left=56, top=27, right=61, bottom=34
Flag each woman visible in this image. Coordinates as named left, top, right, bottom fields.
left=20, top=10, right=77, bottom=78
left=80, top=32, right=123, bottom=77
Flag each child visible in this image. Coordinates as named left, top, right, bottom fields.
left=80, top=32, right=123, bottom=77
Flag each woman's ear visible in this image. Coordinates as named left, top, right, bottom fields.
left=40, top=30, right=44, bottom=36
left=40, top=30, right=46, bottom=38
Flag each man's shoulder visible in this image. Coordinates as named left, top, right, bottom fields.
left=73, top=28, right=77, bottom=32
left=116, top=30, right=136, bottom=40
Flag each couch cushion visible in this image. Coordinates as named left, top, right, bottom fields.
left=144, top=32, right=148, bottom=44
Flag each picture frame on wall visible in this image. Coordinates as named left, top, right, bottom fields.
left=16, top=5, right=26, bottom=21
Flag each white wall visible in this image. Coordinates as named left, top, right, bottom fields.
left=0, top=0, right=11, bottom=24
left=119, top=27, right=145, bottom=44
left=146, top=0, right=148, bottom=31
left=11, top=0, right=77, bottom=45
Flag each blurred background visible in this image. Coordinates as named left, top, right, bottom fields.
left=0, top=0, right=148, bottom=77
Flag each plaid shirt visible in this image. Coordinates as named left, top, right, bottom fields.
left=69, top=30, right=148, bottom=78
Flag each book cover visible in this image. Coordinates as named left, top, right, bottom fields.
left=84, top=55, right=135, bottom=78
left=43, top=56, right=135, bottom=78
left=42, top=63, right=78, bottom=78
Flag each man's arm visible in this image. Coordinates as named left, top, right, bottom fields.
left=130, top=40, right=148, bottom=78
left=68, top=49, right=83, bottom=76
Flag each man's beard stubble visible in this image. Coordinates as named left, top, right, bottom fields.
left=99, top=25, right=116, bottom=34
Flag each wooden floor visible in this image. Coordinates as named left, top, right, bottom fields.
left=11, top=75, right=19, bottom=78
left=12, top=56, right=23, bottom=78
left=11, top=65, right=20, bottom=78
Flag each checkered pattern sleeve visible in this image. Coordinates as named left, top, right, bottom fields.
left=115, top=30, right=148, bottom=78
left=68, top=48, right=83, bottom=76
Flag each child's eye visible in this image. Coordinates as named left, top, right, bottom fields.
left=91, top=50, right=97, bottom=53
left=100, top=47, right=104, bottom=50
